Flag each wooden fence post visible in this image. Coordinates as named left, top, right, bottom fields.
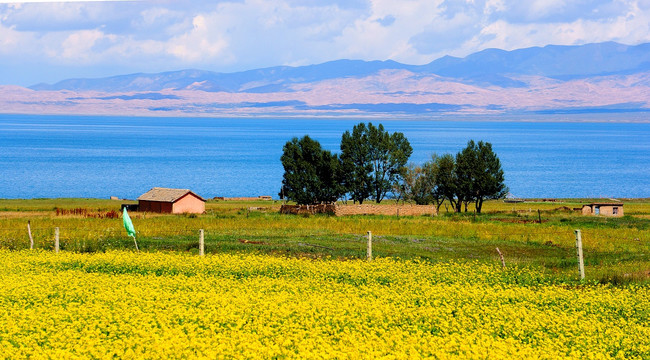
left=27, top=221, right=34, bottom=250
left=367, top=231, right=372, bottom=261
left=495, top=247, right=506, bottom=269
left=55, top=227, right=60, bottom=253
left=199, top=229, right=205, bottom=256
left=574, top=230, right=585, bottom=280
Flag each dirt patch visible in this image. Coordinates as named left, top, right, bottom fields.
left=492, top=218, right=547, bottom=224
left=238, top=238, right=268, bottom=245
left=0, top=211, right=51, bottom=218
left=553, top=206, right=574, bottom=212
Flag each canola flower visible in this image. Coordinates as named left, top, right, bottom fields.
left=0, top=250, right=648, bottom=359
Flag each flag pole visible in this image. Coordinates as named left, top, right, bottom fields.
left=131, top=235, right=139, bottom=252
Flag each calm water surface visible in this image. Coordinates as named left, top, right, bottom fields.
left=0, top=114, right=649, bottom=199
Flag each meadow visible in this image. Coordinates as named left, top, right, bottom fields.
left=0, top=198, right=648, bottom=284
left=0, top=198, right=649, bottom=358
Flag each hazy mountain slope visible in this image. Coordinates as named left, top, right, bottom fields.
left=28, top=42, right=650, bottom=92
left=30, top=60, right=409, bottom=93
left=418, top=42, right=650, bottom=81
left=5, top=42, right=649, bottom=117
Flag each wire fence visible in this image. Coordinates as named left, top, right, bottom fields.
left=0, top=222, right=587, bottom=263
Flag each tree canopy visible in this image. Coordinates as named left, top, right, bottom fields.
left=279, top=135, right=343, bottom=205
left=341, top=122, right=412, bottom=203
left=279, top=131, right=504, bottom=212
left=395, top=141, right=506, bottom=214
left=339, top=123, right=373, bottom=204
left=441, top=140, right=507, bottom=213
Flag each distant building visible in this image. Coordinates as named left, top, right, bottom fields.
left=137, top=187, right=206, bottom=214
left=581, top=203, right=624, bottom=217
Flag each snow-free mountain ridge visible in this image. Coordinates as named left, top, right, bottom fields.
left=30, top=42, right=650, bottom=92
left=3, top=42, right=649, bottom=117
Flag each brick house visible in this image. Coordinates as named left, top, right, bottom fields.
left=137, top=187, right=206, bottom=214
left=581, top=203, right=624, bottom=217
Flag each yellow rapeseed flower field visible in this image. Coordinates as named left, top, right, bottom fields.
left=0, top=250, right=648, bottom=359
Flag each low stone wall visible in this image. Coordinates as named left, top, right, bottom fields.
left=280, top=204, right=437, bottom=217
left=335, top=204, right=437, bottom=217
left=280, top=204, right=336, bottom=215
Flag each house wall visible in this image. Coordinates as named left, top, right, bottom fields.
left=582, top=204, right=624, bottom=217
left=172, top=194, right=205, bottom=214
left=139, top=200, right=173, bottom=213
left=597, top=205, right=624, bottom=217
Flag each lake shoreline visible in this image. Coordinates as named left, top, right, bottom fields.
left=1, top=111, right=650, bottom=123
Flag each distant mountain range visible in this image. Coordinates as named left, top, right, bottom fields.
left=4, top=41, right=650, bottom=117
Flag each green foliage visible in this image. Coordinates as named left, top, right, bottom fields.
left=396, top=162, right=436, bottom=205
left=412, top=141, right=506, bottom=213
left=432, top=154, right=457, bottom=211
left=280, top=135, right=344, bottom=204
left=340, top=123, right=373, bottom=204
left=341, top=122, right=413, bottom=203
left=454, top=140, right=507, bottom=213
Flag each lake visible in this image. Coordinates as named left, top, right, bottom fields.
left=0, top=114, right=649, bottom=199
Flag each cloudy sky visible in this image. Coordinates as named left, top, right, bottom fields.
left=1, top=0, right=650, bottom=86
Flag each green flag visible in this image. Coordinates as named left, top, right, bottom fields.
left=123, top=207, right=139, bottom=251
left=123, top=207, right=136, bottom=238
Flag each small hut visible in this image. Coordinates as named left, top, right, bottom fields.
left=581, top=203, right=624, bottom=217
left=137, top=187, right=206, bottom=214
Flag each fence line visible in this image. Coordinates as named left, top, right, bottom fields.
left=0, top=227, right=614, bottom=243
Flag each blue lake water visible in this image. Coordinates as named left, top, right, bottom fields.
left=0, top=114, right=649, bottom=199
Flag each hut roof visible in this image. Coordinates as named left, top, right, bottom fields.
left=583, top=202, right=624, bottom=207
left=137, top=187, right=206, bottom=202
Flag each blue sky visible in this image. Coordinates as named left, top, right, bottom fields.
left=1, top=0, right=650, bottom=86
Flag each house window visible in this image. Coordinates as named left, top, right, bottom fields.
left=613, top=207, right=618, bottom=215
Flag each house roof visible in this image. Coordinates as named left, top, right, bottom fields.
left=137, top=187, right=206, bottom=202
left=583, top=203, right=624, bottom=207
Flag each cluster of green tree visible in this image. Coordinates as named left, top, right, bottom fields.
left=279, top=123, right=507, bottom=213
left=395, top=140, right=507, bottom=213
left=280, top=123, right=412, bottom=205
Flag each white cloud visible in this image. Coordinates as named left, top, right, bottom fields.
left=464, top=5, right=650, bottom=54
left=59, top=29, right=115, bottom=62
left=166, top=14, right=229, bottom=62
left=1, top=0, right=650, bottom=85
left=333, top=0, right=446, bottom=63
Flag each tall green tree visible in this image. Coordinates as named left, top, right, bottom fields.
left=454, top=141, right=477, bottom=212
left=366, top=123, right=413, bottom=203
left=433, top=153, right=457, bottom=212
left=472, top=141, right=508, bottom=213
left=453, top=140, right=507, bottom=213
left=340, top=122, right=412, bottom=203
left=280, top=135, right=344, bottom=205
left=421, top=154, right=446, bottom=211
left=340, top=123, right=373, bottom=204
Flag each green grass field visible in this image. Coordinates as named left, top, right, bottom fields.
left=0, top=198, right=648, bottom=285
